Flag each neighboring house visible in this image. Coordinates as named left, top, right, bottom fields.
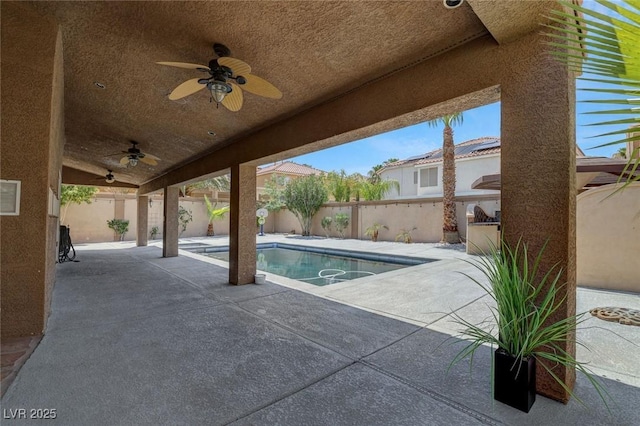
left=380, top=137, right=501, bottom=199
left=256, top=161, right=325, bottom=197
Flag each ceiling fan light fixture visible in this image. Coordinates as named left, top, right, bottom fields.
left=128, top=157, right=139, bottom=167
left=106, top=176, right=115, bottom=184
left=209, top=81, right=232, bottom=103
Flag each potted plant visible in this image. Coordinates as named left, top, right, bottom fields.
left=450, top=238, right=608, bottom=413
left=150, top=225, right=159, bottom=240
left=365, top=223, right=388, bottom=242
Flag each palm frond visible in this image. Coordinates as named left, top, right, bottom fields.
left=548, top=1, right=640, bottom=187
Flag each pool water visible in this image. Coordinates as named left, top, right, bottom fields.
left=206, top=247, right=413, bottom=286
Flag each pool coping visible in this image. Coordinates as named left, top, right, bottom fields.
left=182, top=242, right=435, bottom=266
left=177, top=242, right=440, bottom=296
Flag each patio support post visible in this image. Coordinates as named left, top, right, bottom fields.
left=114, top=195, right=125, bottom=222
left=163, top=186, right=179, bottom=257
left=500, top=32, right=576, bottom=403
left=137, top=195, right=149, bottom=247
left=0, top=2, right=63, bottom=337
left=229, top=163, right=257, bottom=285
left=351, top=204, right=359, bottom=239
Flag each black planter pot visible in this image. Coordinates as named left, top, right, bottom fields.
left=494, top=349, right=536, bottom=413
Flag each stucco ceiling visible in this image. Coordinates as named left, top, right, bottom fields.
left=22, top=1, right=549, bottom=186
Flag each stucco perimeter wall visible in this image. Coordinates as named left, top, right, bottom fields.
left=63, top=195, right=230, bottom=242
left=268, top=196, right=501, bottom=243
left=577, top=183, right=640, bottom=293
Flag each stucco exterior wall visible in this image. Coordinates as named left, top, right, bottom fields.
left=265, top=196, right=500, bottom=243
left=313, top=206, right=354, bottom=239
left=382, top=167, right=417, bottom=198
left=577, top=183, right=640, bottom=293
left=453, top=155, right=501, bottom=196
left=1, top=3, right=64, bottom=337
left=63, top=198, right=119, bottom=242
left=381, top=154, right=501, bottom=199
left=63, top=195, right=230, bottom=242
left=176, top=198, right=230, bottom=238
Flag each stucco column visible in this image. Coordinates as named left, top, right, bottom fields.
left=137, top=195, right=149, bottom=247
left=351, top=204, right=359, bottom=239
left=1, top=2, right=64, bottom=338
left=501, top=34, right=576, bottom=402
left=114, top=195, right=125, bottom=219
left=229, top=163, right=257, bottom=285
left=162, top=187, right=179, bottom=257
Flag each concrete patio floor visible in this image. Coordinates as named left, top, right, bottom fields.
left=2, top=236, right=638, bottom=425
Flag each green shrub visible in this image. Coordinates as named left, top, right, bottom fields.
left=321, top=216, right=333, bottom=238
left=107, top=219, right=129, bottom=241
left=178, top=205, right=193, bottom=236
left=150, top=225, right=159, bottom=240
left=334, top=213, right=349, bottom=239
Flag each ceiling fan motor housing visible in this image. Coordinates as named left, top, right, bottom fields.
left=213, top=43, right=232, bottom=58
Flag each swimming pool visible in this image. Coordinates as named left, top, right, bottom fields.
left=188, top=243, right=432, bottom=286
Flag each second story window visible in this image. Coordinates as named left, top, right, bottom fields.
left=419, top=167, right=438, bottom=187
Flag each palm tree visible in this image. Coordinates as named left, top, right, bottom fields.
left=325, top=170, right=363, bottom=201
left=367, top=164, right=384, bottom=184
left=428, top=113, right=463, bottom=243
left=188, top=175, right=231, bottom=198
left=546, top=1, right=639, bottom=187
left=358, top=179, right=400, bottom=201
left=613, top=147, right=627, bottom=159
left=203, top=195, right=230, bottom=236
left=367, top=158, right=399, bottom=184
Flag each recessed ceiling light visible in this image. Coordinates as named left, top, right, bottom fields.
left=94, top=82, right=106, bottom=89
left=207, top=131, right=216, bottom=136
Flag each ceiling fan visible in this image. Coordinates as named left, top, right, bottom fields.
left=94, top=169, right=116, bottom=184
left=104, top=170, right=115, bottom=183
left=116, top=141, right=160, bottom=167
left=157, top=43, right=282, bottom=112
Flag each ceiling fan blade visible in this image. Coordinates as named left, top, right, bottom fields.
left=120, top=156, right=130, bottom=165
left=156, top=61, right=210, bottom=71
left=142, top=152, right=160, bottom=161
left=217, top=57, right=251, bottom=76
left=140, top=156, right=158, bottom=166
left=168, top=78, right=207, bottom=100
left=241, top=74, right=282, bottom=99
left=221, top=83, right=243, bottom=112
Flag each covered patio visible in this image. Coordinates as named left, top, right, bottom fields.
left=2, top=0, right=590, bottom=410
left=2, top=243, right=637, bottom=425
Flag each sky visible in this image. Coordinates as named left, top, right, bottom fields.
left=282, top=1, right=630, bottom=176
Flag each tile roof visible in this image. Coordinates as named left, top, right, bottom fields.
left=257, top=161, right=325, bottom=176
left=385, top=137, right=500, bottom=170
